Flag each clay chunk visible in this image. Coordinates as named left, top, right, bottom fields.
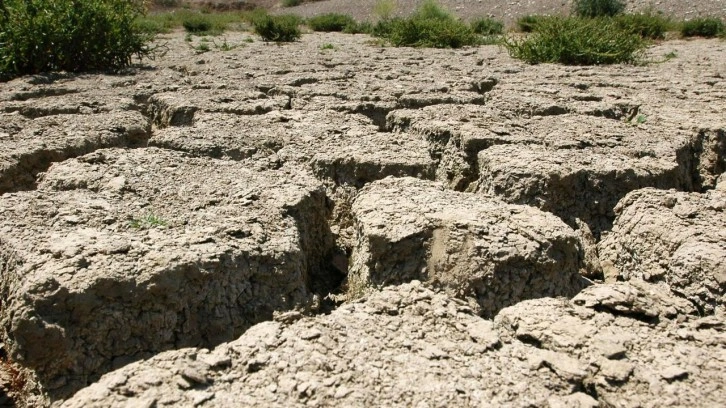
left=349, top=177, right=585, bottom=316
left=598, top=188, right=726, bottom=314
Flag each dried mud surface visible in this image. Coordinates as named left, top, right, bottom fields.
left=0, top=29, right=725, bottom=407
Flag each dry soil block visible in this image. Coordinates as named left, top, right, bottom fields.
left=598, top=188, right=726, bottom=314
left=0, top=148, right=333, bottom=398
left=349, top=177, right=584, bottom=316
left=0, top=111, right=150, bottom=193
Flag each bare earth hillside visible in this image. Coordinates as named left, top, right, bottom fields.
left=0, top=3, right=725, bottom=408
left=281, top=0, right=726, bottom=23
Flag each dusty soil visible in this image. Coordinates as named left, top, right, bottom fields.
left=0, top=16, right=725, bottom=408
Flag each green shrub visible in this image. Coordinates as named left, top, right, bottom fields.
left=614, top=11, right=672, bottom=39
left=343, top=21, right=373, bottom=34
left=384, top=17, right=479, bottom=47
left=0, top=0, right=153, bottom=81
left=573, top=0, right=625, bottom=18
left=505, top=17, right=646, bottom=65
left=471, top=17, right=504, bottom=35
left=373, top=0, right=479, bottom=48
left=282, top=0, right=301, bottom=7
left=252, top=13, right=301, bottom=42
left=681, top=17, right=725, bottom=38
left=307, top=13, right=356, bottom=32
left=415, top=0, right=453, bottom=21
left=182, top=14, right=214, bottom=33
left=517, top=14, right=550, bottom=32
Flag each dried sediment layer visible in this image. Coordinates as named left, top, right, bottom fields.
left=349, top=177, right=584, bottom=317
left=64, top=279, right=725, bottom=408
left=598, top=188, right=726, bottom=314
left=0, top=148, right=334, bottom=399
left=0, top=111, right=150, bottom=194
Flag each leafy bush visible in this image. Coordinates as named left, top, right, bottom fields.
left=471, top=17, right=504, bottom=35
left=681, top=17, right=725, bottom=38
left=252, top=13, right=301, bottom=42
left=0, top=0, right=153, bottom=81
left=505, top=17, right=646, bottom=65
left=373, top=0, right=479, bottom=48
left=614, top=11, right=672, bottom=39
left=573, top=0, right=625, bottom=18
left=282, top=0, right=301, bottom=7
left=307, top=13, right=357, bottom=32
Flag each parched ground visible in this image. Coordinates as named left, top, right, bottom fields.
left=0, top=13, right=725, bottom=408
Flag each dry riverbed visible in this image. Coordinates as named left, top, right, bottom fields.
left=0, top=30, right=724, bottom=407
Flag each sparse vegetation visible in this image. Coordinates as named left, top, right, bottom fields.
left=505, top=16, right=646, bottom=65
left=136, top=9, right=245, bottom=35
left=320, top=43, right=336, bottom=50
left=252, top=13, right=301, bottom=42
left=373, top=0, right=480, bottom=48
left=307, top=13, right=357, bottom=32
left=681, top=17, right=725, bottom=38
left=0, top=0, right=153, bottom=81
left=129, top=214, right=167, bottom=229
left=470, top=17, right=504, bottom=35
left=573, top=0, right=625, bottom=18
left=194, top=42, right=211, bottom=53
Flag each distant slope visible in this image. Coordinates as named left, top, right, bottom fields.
left=278, top=0, right=726, bottom=24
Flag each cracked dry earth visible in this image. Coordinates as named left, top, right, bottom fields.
left=0, top=31, right=725, bottom=407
